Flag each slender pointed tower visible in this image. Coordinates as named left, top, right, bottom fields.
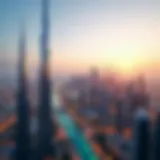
left=15, top=25, right=30, bottom=160
left=37, top=0, right=56, bottom=159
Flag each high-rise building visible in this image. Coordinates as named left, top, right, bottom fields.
left=89, top=67, right=100, bottom=89
left=154, top=112, right=160, bottom=160
left=125, top=82, right=136, bottom=127
left=132, top=109, right=150, bottom=160
left=37, top=0, right=56, bottom=159
left=88, top=67, right=101, bottom=108
left=14, top=25, right=31, bottom=160
left=134, top=75, right=150, bottom=109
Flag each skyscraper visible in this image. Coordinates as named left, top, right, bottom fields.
left=132, top=109, right=150, bottom=160
left=37, top=0, right=56, bottom=159
left=14, top=25, right=31, bottom=160
left=154, top=112, right=160, bottom=160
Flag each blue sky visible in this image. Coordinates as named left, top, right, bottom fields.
left=0, top=0, right=160, bottom=77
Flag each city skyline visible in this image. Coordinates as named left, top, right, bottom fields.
left=0, top=0, right=160, bottom=79
left=0, top=1, right=160, bottom=159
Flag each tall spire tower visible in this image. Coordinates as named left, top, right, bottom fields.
left=15, top=25, right=30, bottom=160
left=37, top=0, right=56, bottom=159
left=41, top=0, right=49, bottom=64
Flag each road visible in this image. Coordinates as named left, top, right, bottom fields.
left=56, top=108, right=99, bottom=160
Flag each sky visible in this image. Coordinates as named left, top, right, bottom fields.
left=0, top=0, right=160, bottom=79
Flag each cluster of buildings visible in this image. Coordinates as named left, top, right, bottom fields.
left=63, top=67, right=150, bottom=132
left=0, top=0, right=159, bottom=159
left=62, top=68, right=160, bottom=160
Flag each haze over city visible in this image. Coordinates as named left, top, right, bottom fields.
left=0, top=0, right=160, bottom=79
left=1, top=0, right=160, bottom=160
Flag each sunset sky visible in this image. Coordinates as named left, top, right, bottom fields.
left=0, top=0, right=160, bottom=78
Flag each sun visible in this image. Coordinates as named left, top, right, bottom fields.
left=102, top=50, right=140, bottom=77
left=117, top=56, right=136, bottom=74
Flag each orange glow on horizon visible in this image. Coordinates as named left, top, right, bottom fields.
left=26, top=49, right=159, bottom=78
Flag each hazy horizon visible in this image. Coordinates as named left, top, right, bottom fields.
left=0, top=0, right=160, bottom=81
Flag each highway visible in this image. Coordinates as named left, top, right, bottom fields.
left=56, top=108, right=99, bottom=160
left=0, top=89, right=131, bottom=160
left=0, top=110, right=99, bottom=159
